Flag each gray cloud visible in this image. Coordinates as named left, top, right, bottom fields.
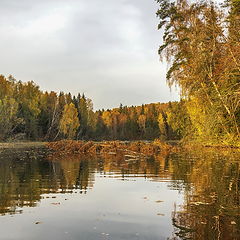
left=0, top=0, right=179, bottom=109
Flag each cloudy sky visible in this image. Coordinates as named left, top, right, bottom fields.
left=0, top=0, right=179, bottom=109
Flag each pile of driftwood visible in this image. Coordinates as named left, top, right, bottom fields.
left=47, top=140, right=172, bottom=156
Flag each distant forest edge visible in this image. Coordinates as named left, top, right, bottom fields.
left=0, top=74, right=184, bottom=142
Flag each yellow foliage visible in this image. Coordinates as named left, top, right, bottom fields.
left=138, top=114, right=146, bottom=131
left=158, top=113, right=167, bottom=137
left=102, top=111, right=112, bottom=128
left=186, top=98, right=207, bottom=137
left=59, top=103, right=80, bottom=139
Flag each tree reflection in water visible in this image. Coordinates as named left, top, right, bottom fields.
left=170, top=148, right=240, bottom=240
left=0, top=146, right=239, bottom=239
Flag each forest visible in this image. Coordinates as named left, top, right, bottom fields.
left=0, top=74, right=188, bottom=141
left=0, top=0, right=239, bottom=146
left=155, top=0, right=240, bottom=145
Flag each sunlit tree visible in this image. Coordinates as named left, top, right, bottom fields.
left=59, top=103, right=80, bottom=139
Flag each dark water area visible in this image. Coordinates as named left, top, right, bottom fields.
left=0, top=146, right=239, bottom=240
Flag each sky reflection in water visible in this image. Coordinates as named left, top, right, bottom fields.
left=0, top=147, right=239, bottom=240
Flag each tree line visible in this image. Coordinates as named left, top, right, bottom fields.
left=0, top=74, right=191, bottom=141
left=0, top=75, right=94, bottom=141
left=156, top=0, right=240, bottom=145
left=0, top=68, right=237, bottom=144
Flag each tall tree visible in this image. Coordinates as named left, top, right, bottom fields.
left=59, top=103, right=80, bottom=139
left=0, top=97, right=20, bottom=140
left=156, top=0, right=240, bottom=143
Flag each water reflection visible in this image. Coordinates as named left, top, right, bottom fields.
left=0, top=146, right=239, bottom=239
left=170, top=149, right=240, bottom=240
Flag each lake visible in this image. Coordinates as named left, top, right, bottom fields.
left=0, top=146, right=239, bottom=239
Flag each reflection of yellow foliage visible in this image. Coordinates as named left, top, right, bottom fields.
left=172, top=147, right=240, bottom=239
left=59, top=159, right=80, bottom=186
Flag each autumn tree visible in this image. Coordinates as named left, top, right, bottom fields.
left=0, top=98, right=21, bottom=140
left=15, top=81, right=41, bottom=139
left=59, top=103, right=80, bottom=139
left=138, top=114, right=146, bottom=136
left=166, top=100, right=191, bottom=139
left=38, top=91, right=62, bottom=140
left=156, top=0, right=240, bottom=144
left=158, top=112, right=168, bottom=140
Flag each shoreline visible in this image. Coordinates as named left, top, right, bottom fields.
left=0, top=140, right=239, bottom=150
left=0, top=142, right=46, bottom=149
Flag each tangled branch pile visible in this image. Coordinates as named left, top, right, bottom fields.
left=47, top=140, right=172, bottom=156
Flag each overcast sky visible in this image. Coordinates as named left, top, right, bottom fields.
left=0, top=0, right=179, bottom=109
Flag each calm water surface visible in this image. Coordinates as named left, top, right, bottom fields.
left=0, top=146, right=239, bottom=240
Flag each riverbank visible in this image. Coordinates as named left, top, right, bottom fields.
left=180, top=139, right=240, bottom=150
left=0, top=139, right=239, bottom=153
left=0, top=142, right=46, bottom=149
left=1, top=139, right=239, bottom=149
